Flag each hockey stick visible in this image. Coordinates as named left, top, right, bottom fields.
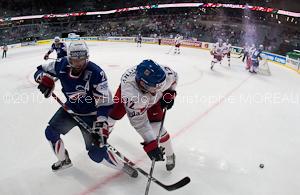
left=145, top=109, right=166, bottom=195
left=51, top=92, right=191, bottom=191
left=44, top=57, right=57, bottom=61
left=108, top=144, right=191, bottom=191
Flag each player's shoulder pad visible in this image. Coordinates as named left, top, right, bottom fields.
left=121, top=84, right=146, bottom=109
left=86, top=61, right=103, bottom=73
left=86, top=61, right=107, bottom=82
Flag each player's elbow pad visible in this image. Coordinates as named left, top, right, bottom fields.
left=34, top=68, right=44, bottom=83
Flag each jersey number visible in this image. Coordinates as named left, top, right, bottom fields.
left=100, top=71, right=107, bottom=82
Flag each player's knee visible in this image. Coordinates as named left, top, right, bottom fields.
left=88, top=145, right=107, bottom=163
left=45, top=125, right=60, bottom=143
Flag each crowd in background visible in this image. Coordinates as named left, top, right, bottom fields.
left=1, top=0, right=299, bottom=18
left=0, top=2, right=299, bottom=55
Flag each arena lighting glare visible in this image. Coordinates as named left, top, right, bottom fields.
left=0, top=2, right=299, bottom=23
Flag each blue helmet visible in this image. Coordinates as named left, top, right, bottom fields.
left=136, top=60, right=166, bottom=93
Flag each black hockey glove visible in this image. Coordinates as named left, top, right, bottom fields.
left=38, top=75, right=55, bottom=98
left=142, top=140, right=165, bottom=161
left=44, top=54, right=49, bottom=60
left=92, top=121, right=109, bottom=147
left=160, top=90, right=177, bottom=110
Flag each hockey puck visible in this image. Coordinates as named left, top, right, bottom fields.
left=259, top=164, right=264, bottom=168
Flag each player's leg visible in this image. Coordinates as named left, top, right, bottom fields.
left=80, top=118, right=138, bottom=178
left=250, top=60, right=258, bottom=73
left=242, top=51, right=248, bottom=62
left=174, top=45, right=178, bottom=54
left=227, top=52, right=231, bottom=66
left=246, top=57, right=251, bottom=70
left=253, top=61, right=259, bottom=73
left=147, top=102, right=175, bottom=171
left=211, top=55, right=220, bottom=70
left=45, top=107, right=77, bottom=171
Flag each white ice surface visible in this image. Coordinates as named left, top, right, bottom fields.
left=0, top=42, right=300, bottom=195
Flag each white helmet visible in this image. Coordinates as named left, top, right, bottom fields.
left=68, top=41, right=89, bottom=59
left=54, top=36, right=60, bottom=43
left=68, top=41, right=89, bottom=69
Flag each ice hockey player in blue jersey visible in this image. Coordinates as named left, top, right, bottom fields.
left=44, top=36, right=67, bottom=60
left=34, top=41, right=138, bottom=177
left=249, top=44, right=264, bottom=74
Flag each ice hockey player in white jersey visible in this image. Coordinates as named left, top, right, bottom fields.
left=210, top=39, right=225, bottom=70
left=107, top=59, right=178, bottom=171
left=222, top=39, right=231, bottom=67
left=174, top=34, right=182, bottom=54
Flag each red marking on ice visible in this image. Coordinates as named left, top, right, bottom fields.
left=79, top=171, right=123, bottom=195
left=107, top=64, right=120, bottom=68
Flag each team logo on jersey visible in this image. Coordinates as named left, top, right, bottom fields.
left=66, top=85, right=88, bottom=101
